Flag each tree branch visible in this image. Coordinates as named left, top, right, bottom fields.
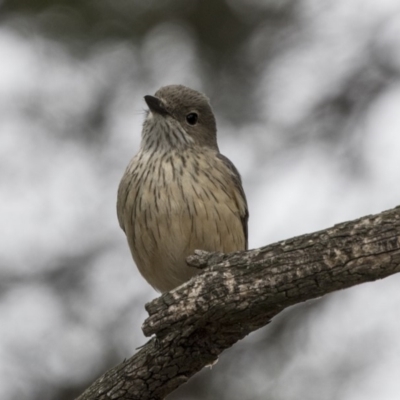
left=76, top=206, right=400, bottom=400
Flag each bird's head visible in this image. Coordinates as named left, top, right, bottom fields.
left=142, top=85, right=218, bottom=152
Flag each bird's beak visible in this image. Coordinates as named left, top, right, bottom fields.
left=144, top=95, right=169, bottom=116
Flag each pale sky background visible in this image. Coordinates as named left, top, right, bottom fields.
left=1, top=1, right=400, bottom=399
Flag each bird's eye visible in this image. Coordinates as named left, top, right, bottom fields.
left=186, top=113, right=198, bottom=125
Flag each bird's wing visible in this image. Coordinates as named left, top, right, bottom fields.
left=217, top=153, right=249, bottom=250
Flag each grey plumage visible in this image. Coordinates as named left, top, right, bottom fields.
left=117, top=84, right=248, bottom=292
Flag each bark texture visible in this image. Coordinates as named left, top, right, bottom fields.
left=76, top=206, right=400, bottom=400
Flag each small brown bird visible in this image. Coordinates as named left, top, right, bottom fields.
left=117, top=85, right=248, bottom=292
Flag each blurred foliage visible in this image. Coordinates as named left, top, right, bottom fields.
left=1, top=0, right=297, bottom=123
left=0, top=0, right=293, bottom=46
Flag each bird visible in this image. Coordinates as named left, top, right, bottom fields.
left=117, top=84, right=248, bottom=293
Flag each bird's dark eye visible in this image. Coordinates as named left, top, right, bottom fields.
left=186, top=113, right=198, bottom=125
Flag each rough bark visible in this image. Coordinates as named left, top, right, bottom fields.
left=76, top=206, right=400, bottom=400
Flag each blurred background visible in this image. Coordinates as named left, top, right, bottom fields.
left=1, top=0, right=400, bottom=399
